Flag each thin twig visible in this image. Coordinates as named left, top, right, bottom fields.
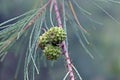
left=23, top=0, right=51, bottom=30
left=53, top=0, right=75, bottom=80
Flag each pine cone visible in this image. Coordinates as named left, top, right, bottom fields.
left=47, top=27, right=66, bottom=45
left=38, top=33, right=49, bottom=49
left=43, top=45, right=62, bottom=60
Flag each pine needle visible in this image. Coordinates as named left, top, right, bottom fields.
left=50, top=0, right=55, bottom=27
left=68, top=0, right=87, bottom=33
left=96, top=0, right=120, bottom=4
left=73, top=0, right=92, bottom=15
left=63, top=71, right=70, bottom=80
left=69, top=20, right=94, bottom=59
left=91, top=0, right=120, bottom=24
left=62, top=0, right=68, bottom=50
left=0, top=9, right=37, bottom=27
left=72, top=64, right=82, bottom=80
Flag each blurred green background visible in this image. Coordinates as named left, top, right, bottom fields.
left=0, top=0, right=120, bottom=80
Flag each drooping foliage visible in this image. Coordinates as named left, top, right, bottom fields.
left=0, top=0, right=120, bottom=80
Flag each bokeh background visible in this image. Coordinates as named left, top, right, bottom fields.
left=0, top=0, right=120, bottom=80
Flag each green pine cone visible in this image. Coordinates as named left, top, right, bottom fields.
left=38, top=27, right=66, bottom=50
left=47, top=27, right=66, bottom=45
left=38, top=33, right=49, bottom=49
left=43, top=45, right=62, bottom=60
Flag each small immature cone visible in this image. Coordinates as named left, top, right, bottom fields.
left=43, top=45, right=62, bottom=60
left=38, top=27, right=66, bottom=60
left=38, top=33, right=49, bottom=49
left=38, top=27, right=66, bottom=48
left=47, top=27, right=66, bottom=45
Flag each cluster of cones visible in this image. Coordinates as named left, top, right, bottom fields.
left=38, top=27, right=66, bottom=60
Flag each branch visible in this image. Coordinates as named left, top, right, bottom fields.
left=53, top=0, right=75, bottom=80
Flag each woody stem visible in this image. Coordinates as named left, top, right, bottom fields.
left=53, top=0, right=75, bottom=80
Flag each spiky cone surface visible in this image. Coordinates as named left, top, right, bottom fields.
left=47, top=27, right=66, bottom=45
left=43, top=45, right=62, bottom=60
left=38, top=33, right=49, bottom=49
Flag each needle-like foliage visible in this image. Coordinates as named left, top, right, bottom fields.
left=0, top=9, right=38, bottom=60
left=0, top=0, right=120, bottom=80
